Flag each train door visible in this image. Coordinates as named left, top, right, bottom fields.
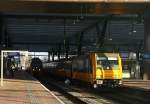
left=85, top=57, right=92, bottom=83
left=71, top=57, right=87, bottom=82
left=76, top=58, right=85, bottom=81
left=71, top=59, right=77, bottom=80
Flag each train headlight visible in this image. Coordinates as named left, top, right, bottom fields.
left=96, top=80, right=103, bottom=84
left=119, top=80, right=122, bottom=84
left=115, top=76, right=119, bottom=79
left=115, top=75, right=120, bottom=79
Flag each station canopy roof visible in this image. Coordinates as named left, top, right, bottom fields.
left=0, top=1, right=146, bottom=53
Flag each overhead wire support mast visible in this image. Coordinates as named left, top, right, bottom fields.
left=63, top=18, right=69, bottom=59
left=96, top=19, right=108, bottom=49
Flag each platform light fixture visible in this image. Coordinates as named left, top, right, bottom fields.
left=132, top=21, right=137, bottom=33
left=108, top=37, right=113, bottom=41
left=73, top=20, right=76, bottom=24
left=77, top=16, right=80, bottom=22
left=133, top=30, right=137, bottom=33
left=73, top=16, right=80, bottom=24
left=129, top=21, right=137, bottom=35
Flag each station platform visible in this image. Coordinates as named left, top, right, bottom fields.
left=123, top=80, right=150, bottom=91
left=0, top=70, right=64, bottom=104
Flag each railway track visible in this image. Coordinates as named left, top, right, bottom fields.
left=68, top=84, right=150, bottom=104
left=37, top=76, right=116, bottom=104
left=36, top=75, right=150, bottom=104
left=73, top=83, right=150, bottom=104
left=38, top=77, right=86, bottom=104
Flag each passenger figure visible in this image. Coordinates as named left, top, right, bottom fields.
left=10, top=63, right=15, bottom=78
left=97, top=60, right=103, bottom=70
left=10, top=66, right=14, bottom=78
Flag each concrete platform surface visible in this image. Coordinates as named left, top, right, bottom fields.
left=0, top=70, right=64, bottom=104
left=123, top=80, right=150, bottom=90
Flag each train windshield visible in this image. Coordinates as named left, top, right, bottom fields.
left=96, top=56, right=119, bottom=70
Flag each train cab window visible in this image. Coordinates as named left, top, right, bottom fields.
left=97, top=60, right=103, bottom=69
left=96, top=56, right=119, bottom=70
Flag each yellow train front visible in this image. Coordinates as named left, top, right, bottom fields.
left=70, top=52, right=122, bottom=88
left=92, top=53, right=122, bottom=88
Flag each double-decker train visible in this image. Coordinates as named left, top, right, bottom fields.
left=41, top=52, right=123, bottom=88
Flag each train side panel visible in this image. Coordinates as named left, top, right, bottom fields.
left=71, top=56, right=93, bottom=84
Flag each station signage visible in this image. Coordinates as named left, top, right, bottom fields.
left=7, top=52, right=20, bottom=57
left=143, top=54, right=150, bottom=59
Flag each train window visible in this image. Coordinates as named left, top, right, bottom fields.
left=96, top=56, right=119, bottom=70
left=72, top=59, right=85, bottom=72
left=85, top=59, right=89, bottom=70
left=72, top=58, right=91, bottom=73
left=77, top=59, right=84, bottom=71
left=84, top=58, right=92, bottom=73
left=72, top=60, right=78, bottom=71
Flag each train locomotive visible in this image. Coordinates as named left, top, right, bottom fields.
left=42, top=52, right=123, bottom=88
left=29, top=58, right=43, bottom=76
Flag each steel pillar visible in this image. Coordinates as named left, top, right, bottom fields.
left=96, top=20, right=108, bottom=49
left=65, top=40, right=69, bottom=60
left=48, top=51, right=51, bottom=62
left=143, top=14, right=150, bottom=80
left=0, top=16, right=2, bottom=46
left=52, top=49, right=55, bottom=61
left=57, top=44, right=61, bottom=60
left=0, top=16, right=5, bottom=49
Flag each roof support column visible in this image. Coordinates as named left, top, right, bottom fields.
left=57, top=44, right=61, bottom=60
left=52, top=49, right=55, bottom=62
left=143, top=14, right=150, bottom=80
left=65, top=40, right=69, bottom=60
left=0, top=15, right=5, bottom=50
left=48, top=51, right=51, bottom=62
left=0, top=16, right=2, bottom=48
